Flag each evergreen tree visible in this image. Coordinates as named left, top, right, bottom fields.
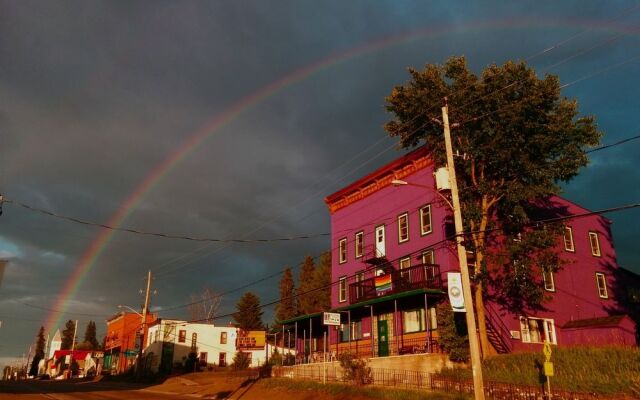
left=61, top=320, right=76, bottom=350
left=385, top=56, right=600, bottom=356
left=296, top=255, right=316, bottom=314
left=275, top=267, right=296, bottom=325
left=313, top=251, right=332, bottom=312
left=233, top=292, right=264, bottom=330
left=28, top=326, right=46, bottom=376
left=83, top=321, right=100, bottom=350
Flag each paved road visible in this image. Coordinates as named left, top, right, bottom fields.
left=0, top=379, right=200, bottom=399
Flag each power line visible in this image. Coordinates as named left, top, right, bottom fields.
left=1, top=198, right=329, bottom=244
left=586, top=133, right=640, bottom=153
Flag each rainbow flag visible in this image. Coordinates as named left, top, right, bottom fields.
left=375, top=274, right=393, bottom=294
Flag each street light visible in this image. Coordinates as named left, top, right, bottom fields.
left=391, top=179, right=454, bottom=210
left=117, top=305, right=143, bottom=317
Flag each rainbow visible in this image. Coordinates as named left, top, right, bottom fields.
left=44, top=17, right=640, bottom=331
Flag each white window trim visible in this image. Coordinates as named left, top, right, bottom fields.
left=399, top=256, right=411, bottom=279
left=339, top=276, right=347, bottom=303
left=398, top=212, right=409, bottom=243
left=519, top=317, right=557, bottom=344
left=564, top=226, right=575, bottom=252
left=355, top=231, right=364, bottom=258
left=596, top=272, right=609, bottom=299
left=339, top=238, right=347, bottom=264
left=543, top=270, right=555, bottom=292
left=420, top=204, right=432, bottom=236
left=589, top=231, right=601, bottom=257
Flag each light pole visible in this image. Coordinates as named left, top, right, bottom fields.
left=391, top=179, right=454, bottom=210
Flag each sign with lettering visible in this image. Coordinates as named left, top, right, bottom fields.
left=323, top=312, right=341, bottom=326
left=237, top=330, right=265, bottom=350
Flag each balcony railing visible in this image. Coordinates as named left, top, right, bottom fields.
left=348, top=263, right=441, bottom=304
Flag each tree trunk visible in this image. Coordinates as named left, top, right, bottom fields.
left=474, top=278, right=490, bottom=358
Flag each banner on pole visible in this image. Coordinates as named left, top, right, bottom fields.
left=447, top=272, right=465, bottom=312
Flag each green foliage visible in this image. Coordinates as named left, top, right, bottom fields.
left=29, top=326, right=46, bottom=376
left=275, top=267, right=296, bottom=326
left=61, top=320, right=76, bottom=350
left=337, top=351, right=372, bottom=385
left=231, top=351, right=251, bottom=370
left=83, top=321, right=100, bottom=350
left=313, top=251, right=332, bottom=311
left=436, top=302, right=470, bottom=362
left=296, top=255, right=317, bottom=314
left=268, top=348, right=282, bottom=366
left=437, top=346, right=640, bottom=395
left=233, top=292, right=264, bottom=330
left=385, top=56, right=601, bottom=313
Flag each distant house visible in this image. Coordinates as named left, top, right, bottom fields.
left=280, top=147, right=636, bottom=362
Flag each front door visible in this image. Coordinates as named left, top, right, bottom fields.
left=377, top=320, right=389, bottom=357
left=375, top=225, right=385, bottom=257
left=219, top=352, right=226, bottom=367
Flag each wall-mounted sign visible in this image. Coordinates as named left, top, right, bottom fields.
left=447, top=272, right=465, bottom=312
left=237, top=330, right=265, bottom=350
left=323, top=312, right=341, bottom=326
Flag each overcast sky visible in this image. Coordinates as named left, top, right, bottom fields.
left=1, top=1, right=639, bottom=364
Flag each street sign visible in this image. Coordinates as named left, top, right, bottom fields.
left=544, top=361, right=554, bottom=377
left=543, top=340, right=552, bottom=361
left=323, top=312, right=341, bottom=326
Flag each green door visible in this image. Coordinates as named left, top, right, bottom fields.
left=377, top=320, right=389, bottom=357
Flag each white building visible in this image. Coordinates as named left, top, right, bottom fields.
left=48, top=330, right=62, bottom=359
left=144, top=319, right=240, bottom=373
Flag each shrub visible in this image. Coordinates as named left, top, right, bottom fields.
left=232, top=351, right=252, bottom=370
left=337, top=351, right=372, bottom=385
left=436, top=301, right=470, bottom=362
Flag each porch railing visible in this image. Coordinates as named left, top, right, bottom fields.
left=348, top=263, right=441, bottom=304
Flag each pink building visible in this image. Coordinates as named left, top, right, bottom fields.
left=280, top=147, right=636, bottom=361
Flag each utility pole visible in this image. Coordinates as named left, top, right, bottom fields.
left=70, top=320, right=78, bottom=379
left=442, top=100, right=485, bottom=400
left=137, top=270, right=152, bottom=377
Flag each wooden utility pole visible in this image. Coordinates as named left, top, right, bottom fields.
left=442, top=101, right=485, bottom=400
left=137, top=270, right=152, bottom=376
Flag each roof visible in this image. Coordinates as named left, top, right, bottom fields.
left=562, top=315, right=630, bottom=329
left=53, top=350, right=92, bottom=360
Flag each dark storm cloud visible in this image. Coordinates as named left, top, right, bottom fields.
left=1, top=0, right=639, bottom=362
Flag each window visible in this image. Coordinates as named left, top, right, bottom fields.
left=399, top=257, right=411, bottom=279
left=420, top=204, right=432, bottom=235
left=589, top=232, right=601, bottom=256
left=199, top=352, right=208, bottom=365
left=403, top=308, right=426, bottom=333
left=340, top=320, right=363, bottom=342
left=191, top=332, right=197, bottom=350
left=422, top=250, right=436, bottom=282
left=596, top=273, right=609, bottom=298
left=543, top=270, right=555, bottom=292
left=563, top=226, right=575, bottom=252
left=178, top=330, right=186, bottom=343
left=220, top=331, right=227, bottom=344
left=339, top=276, right=347, bottom=303
left=519, top=317, right=556, bottom=344
left=355, top=271, right=365, bottom=300
left=422, top=250, right=435, bottom=265
left=339, top=238, right=347, bottom=263
left=398, top=212, right=409, bottom=243
left=355, top=231, right=364, bottom=258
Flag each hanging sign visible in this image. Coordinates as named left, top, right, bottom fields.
left=447, top=272, right=465, bottom=312
left=323, top=312, right=341, bottom=326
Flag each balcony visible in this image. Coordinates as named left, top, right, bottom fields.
left=348, top=263, right=441, bottom=304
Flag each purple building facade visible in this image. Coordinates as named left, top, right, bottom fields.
left=282, top=147, right=635, bottom=362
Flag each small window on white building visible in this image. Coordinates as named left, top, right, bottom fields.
left=596, top=273, right=609, bottom=299
left=519, top=317, right=556, bottom=344
left=355, top=231, right=364, bottom=258
left=220, top=331, right=227, bottom=344
left=589, top=232, right=601, bottom=257
left=420, top=204, right=432, bottom=235
left=339, top=238, right=347, bottom=263
left=339, top=276, right=347, bottom=303
left=563, top=226, right=575, bottom=252
left=543, top=270, right=555, bottom=292
left=398, top=212, right=409, bottom=243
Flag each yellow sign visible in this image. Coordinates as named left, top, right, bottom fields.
left=237, top=330, right=265, bottom=349
left=543, top=340, right=552, bottom=361
left=544, top=361, right=554, bottom=377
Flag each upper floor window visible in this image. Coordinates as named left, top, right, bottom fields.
left=339, top=276, right=347, bottom=303
left=355, top=231, right=364, bottom=258
left=398, top=212, right=409, bottom=243
left=178, top=330, right=186, bottom=343
left=399, top=257, right=411, bottom=279
left=520, top=317, right=556, bottom=344
left=422, top=250, right=435, bottom=265
left=563, top=226, right=575, bottom=252
left=543, top=270, right=555, bottom=292
left=355, top=271, right=365, bottom=300
left=220, top=331, right=227, bottom=344
left=589, top=232, right=601, bottom=257
left=595, top=273, right=609, bottom=299
left=339, top=238, right=347, bottom=264
left=420, top=205, right=432, bottom=235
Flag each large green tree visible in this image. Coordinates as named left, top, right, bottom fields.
left=28, top=326, right=46, bottom=376
left=313, top=251, right=332, bottom=312
left=275, top=267, right=296, bottom=325
left=296, top=255, right=317, bottom=314
left=385, top=56, right=600, bottom=356
left=233, top=292, right=264, bottom=330
left=83, top=321, right=99, bottom=350
left=61, top=320, right=76, bottom=350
